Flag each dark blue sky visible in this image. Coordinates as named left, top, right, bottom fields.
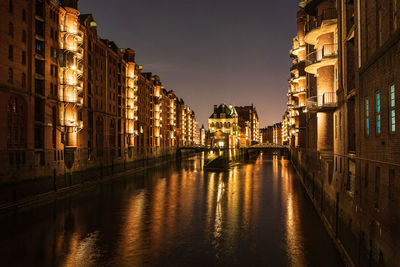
left=78, top=0, right=299, bottom=127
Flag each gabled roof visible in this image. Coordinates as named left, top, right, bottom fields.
left=209, top=104, right=238, bottom=119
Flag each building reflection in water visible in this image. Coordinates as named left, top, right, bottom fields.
left=118, top=191, right=146, bottom=266
left=279, top=158, right=306, bottom=266
left=214, top=173, right=224, bottom=242
left=0, top=154, right=342, bottom=266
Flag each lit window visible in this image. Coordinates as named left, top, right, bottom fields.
left=390, top=84, right=396, bottom=132
left=365, top=98, right=370, bottom=136
left=376, top=92, right=381, bottom=135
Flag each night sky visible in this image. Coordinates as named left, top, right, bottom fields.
left=78, top=0, right=299, bottom=128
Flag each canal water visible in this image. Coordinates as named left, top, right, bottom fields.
left=0, top=153, right=343, bottom=266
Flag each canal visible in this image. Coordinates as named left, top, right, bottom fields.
left=0, top=153, right=343, bottom=266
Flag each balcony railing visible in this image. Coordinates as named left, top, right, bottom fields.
left=317, top=8, right=337, bottom=25
left=305, top=44, right=338, bottom=67
left=293, top=102, right=306, bottom=109
left=306, top=92, right=337, bottom=111
left=306, top=8, right=338, bottom=33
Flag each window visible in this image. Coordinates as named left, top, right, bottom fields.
left=9, top=22, right=14, bottom=37
left=22, top=51, right=26, bottom=65
left=8, top=68, right=13, bottom=83
left=390, top=84, right=396, bottom=132
left=365, top=163, right=369, bottom=187
left=335, top=114, right=338, bottom=139
left=52, top=107, right=57, bottom=148
left=376, top=92, right=381, bottom=135
left=365, top=98, right=370, bottom=136
left=378, top=8, right=383, bottom=46
left=35, top=59, right=44, bottom=76
left=339, top=112, right=342, bottom=139
left=8, top=96, right=26, bottom=148
left=8, top=45, right=13, bottom=60
left=22, top=30, right=26, bottom=43
left=9, top=0, right=13, bottom=13
left=375, top=166, right=381, bottom=192
left=35, top=40, right=44, bottom=56
left=22, top=9, right=26, bottom=22
left=393, top=0, right=398, bottom=31
left=389, top=169, right=395, bottom=200
left=52, top=47, right=57, bottom=59
left=21, top=73, right=26, bottom=88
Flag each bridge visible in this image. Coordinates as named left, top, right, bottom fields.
left=176, top=144, right=290, bottom=169
left=177, top=144, right=288, bottom=151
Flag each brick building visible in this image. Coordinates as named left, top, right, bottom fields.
left=208, top=104, right=239, bottom=148
left=235, top=104, right=260, bottom=146
left=260, top=126, right=274, bottom=144
left=0, top=0, right=197, bottom=191
left=287, top=1, right=400, bottom=266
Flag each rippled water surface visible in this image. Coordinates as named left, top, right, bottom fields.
left=0, top=153, right=343, bottom=266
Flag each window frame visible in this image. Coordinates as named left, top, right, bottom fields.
left=389, top=84, right=396, bottom=133
left=365, top=98, right=370, bottom=136
left=376, top=92, right=382, bottom=135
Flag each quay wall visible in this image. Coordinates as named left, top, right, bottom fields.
left=0, top=148, right=197, bottom=212
left=291, top=148, right=400, bottom=267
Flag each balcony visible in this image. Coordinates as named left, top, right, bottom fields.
left=59, top=94, right=84, bottom=106
left=289, top=87, right=307, bottom=96
left=305, top=44, right=338, bottom=75
left=290, top=44, right=306, bottom=57
left=305, top=8, right=337, bottom=45
left=290, top=60, right=306, bottom=72
left=303, top=0, right=333, bottom=15
left=289, top=71, right=306, bottom=84
left=306, top=92, right=337, bottom=112
left=293, top=102, right=306, bottom=110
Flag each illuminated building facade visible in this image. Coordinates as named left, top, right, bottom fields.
left=0, top=0, right=197, bottom=185
left=287, top=1, right=400, bottom=266
left=208, top=104, right=239, bottom=148
left=235, top=105, right=260, bottom=146
left=287, top=9, right=307, bottom=148
left=273, top=123, right=283, bottom=145
left=260, top=126, right=274, bottom=144
left=200, top=125, right=206, bottom=146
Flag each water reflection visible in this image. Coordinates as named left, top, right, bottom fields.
left=0, top=153, right=343, bottom=266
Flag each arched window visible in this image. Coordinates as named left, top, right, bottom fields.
left=8, top=96, right=26, bottom=148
